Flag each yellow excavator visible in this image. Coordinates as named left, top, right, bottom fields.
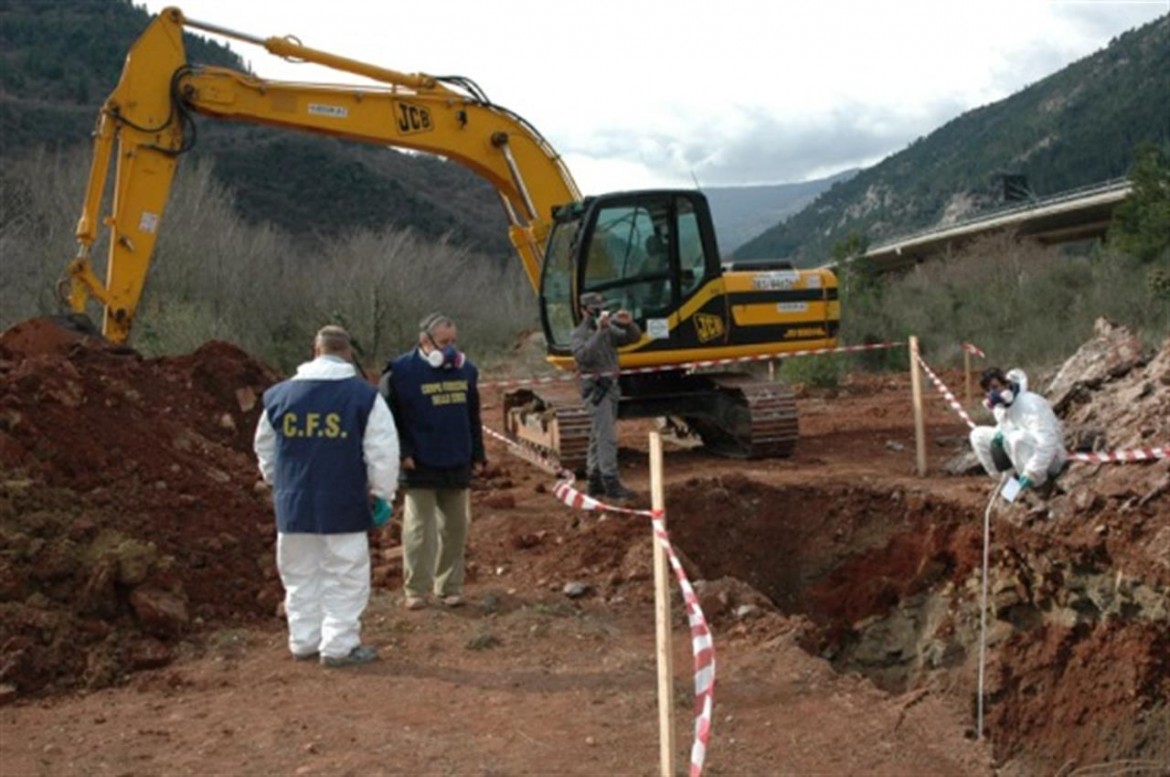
left=63, top=7, right=840, bottom=470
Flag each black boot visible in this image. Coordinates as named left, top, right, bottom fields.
left=602, top=476, right=635, bottom=500
left=586, top=470, right=605, bottom=497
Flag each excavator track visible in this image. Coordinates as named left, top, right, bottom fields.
left=502, top=387, right=591, bottom=474
left=686, top=375, right=799, bottom=459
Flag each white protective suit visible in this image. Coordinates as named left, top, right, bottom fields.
left=254, top=356, right=399, bottom=660
left=969, top=370, right=1065, bottom=485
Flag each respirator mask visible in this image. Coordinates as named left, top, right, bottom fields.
left=984, top=381, right=1019, bottom=410
left=425, top=343, right=460, bottom=369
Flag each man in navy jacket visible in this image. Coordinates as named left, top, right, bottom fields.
left=255, top=325, right=399, bottom=667
left=380, top=313, right=486, bottom=610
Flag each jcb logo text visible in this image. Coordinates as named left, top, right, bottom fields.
left=694, top=313, right=725, bottom=343
left=396, top=103, right=433, bottom=135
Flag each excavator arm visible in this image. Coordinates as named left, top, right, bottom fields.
left=66, top=6, right=580, bottom=342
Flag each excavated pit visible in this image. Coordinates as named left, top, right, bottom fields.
left=666, top=473, right=1170, bottom=774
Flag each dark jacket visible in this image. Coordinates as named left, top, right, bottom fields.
left=380, top=348, right=485, bottom=489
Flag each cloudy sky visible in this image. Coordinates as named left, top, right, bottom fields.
left=142, top=0, right=1167, bottom=195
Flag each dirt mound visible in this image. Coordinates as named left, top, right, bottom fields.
left=0, top=318, right=283, bottom=695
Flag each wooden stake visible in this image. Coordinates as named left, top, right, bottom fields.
left=650, top=431, right=676, bottom=777
left=964, top=349, right=973, bottom=410
left=909, top=336, right=927, bottom=477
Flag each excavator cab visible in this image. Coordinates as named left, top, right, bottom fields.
left=520, top=187, right=825, bottom=470
left=539, top=189, right=724, bottom=360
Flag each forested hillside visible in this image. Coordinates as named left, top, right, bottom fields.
left=0, top=0, right=510, bottom=254
left=736, top=13, right=1170, bottom=266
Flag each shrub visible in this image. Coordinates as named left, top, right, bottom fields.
left=839, top=230, right=1170, bottom=374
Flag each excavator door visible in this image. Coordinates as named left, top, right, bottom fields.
left=539, top=190, right=726, bottom=362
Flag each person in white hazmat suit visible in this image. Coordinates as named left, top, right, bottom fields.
left=254, top=325, right=399, bottom=667
left=969, top=366, right=1066, bottom=491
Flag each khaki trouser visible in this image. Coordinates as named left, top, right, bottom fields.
left=402, top=488, right=470, bottom=598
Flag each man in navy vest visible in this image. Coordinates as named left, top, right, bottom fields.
left=380, top=313, right=486, bottom=611
left=255, top=325, right=399, bottom=667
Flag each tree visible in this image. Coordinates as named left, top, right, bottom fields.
left=833, top=232, right=881, bottom=300
left=1109, top=142, right=1170, bottom=264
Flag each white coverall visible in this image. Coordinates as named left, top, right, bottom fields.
left=969, top=384, right=1065, bottom=486
left=254, top=357, right=399, bottom=659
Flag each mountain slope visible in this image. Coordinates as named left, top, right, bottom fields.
left=735, top=14, right=1170, bottom=266
left=0, top=0, right=509, bottom=255
left=704, top=169, right=857, bottom=254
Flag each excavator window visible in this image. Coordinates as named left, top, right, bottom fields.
left=580, top=200, right=677, bottom=323
left=677, top=198, right=707, bottom=297
left=541, top=220, right=580, bottom=348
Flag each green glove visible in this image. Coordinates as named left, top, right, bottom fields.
left=1017, top=475, right=1034, bottom=491
left=992, top=430, right=1004, bottom=446
left=372, top=497, right=391, bottom=528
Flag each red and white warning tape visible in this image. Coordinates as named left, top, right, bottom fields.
left=550, top=476, right=716, bottom=777
left=914, top=358, right=1169, bottom=466
left=916, top=355, right=977, bottom=429
left=481, top=340, right=903, bottom=389
left=1068, top=447, right=1170, bottom=463
left=483, top=425, right=716, bottom=776
left=551, top=475, right=657, bottom=518
left=653, top=512, right=715, bottom=777
left=962, top=342, right=986, bottom=359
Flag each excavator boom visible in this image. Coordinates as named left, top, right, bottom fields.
left=66, top=6, right=578, bottom=341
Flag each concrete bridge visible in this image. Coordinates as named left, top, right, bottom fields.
left=856, top=178, right=1132, bottom=272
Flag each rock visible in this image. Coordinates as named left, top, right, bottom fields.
left=128, top=638, right=174, bottom=670
left=129, top=587, right=189, bottom=637
left=466, top=633, right=502, bottom=651
left=885, top=440, right=905, bottom=452
left=235, top=386, right=257, bottom=413
left=116, top=540, right=161, bottom=587
left=68, top=515, right=98, bottom=541
left=510, top=531, right=545, bottom=550
left=942, top=450, right=983, bottom=476
left=734, top=604, right=761, bottom=619
left=1047, top=318, right=1144, bottom=413
left=933, top=435, right=966, bottom=448
left=563, top=581, right=591, bottom=598
left=0, top=684, right=17, bottom=705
